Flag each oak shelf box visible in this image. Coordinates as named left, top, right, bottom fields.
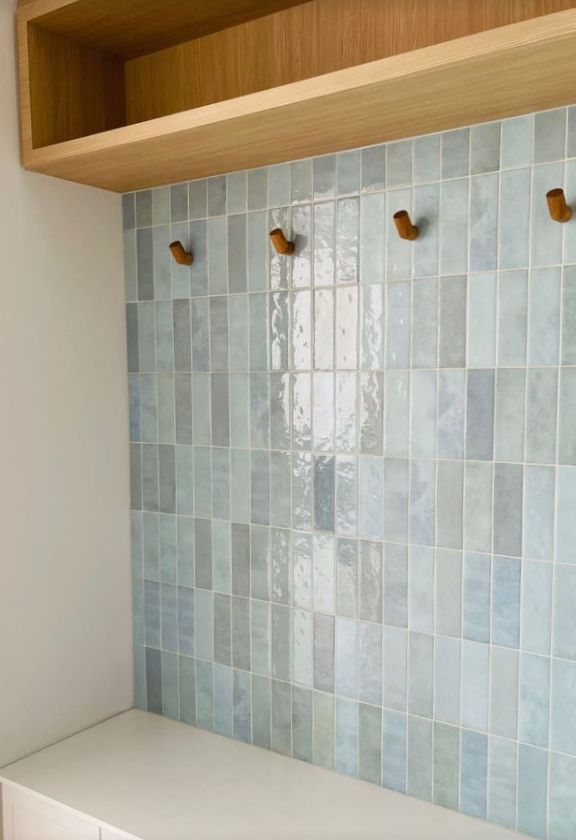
left=17, top=0, right=576, bottom=193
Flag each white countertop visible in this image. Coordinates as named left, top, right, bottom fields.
left=1, top=710, right=527, bottom=840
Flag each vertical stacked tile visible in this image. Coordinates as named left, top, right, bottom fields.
left=125, top=105, right=576, bottom=840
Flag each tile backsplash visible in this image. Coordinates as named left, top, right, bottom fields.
left=125, top=106, right=576, bottom=840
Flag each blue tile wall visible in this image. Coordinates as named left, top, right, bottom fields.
left=126, top=106, right=576, bottom=839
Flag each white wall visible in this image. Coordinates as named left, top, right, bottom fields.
left=0, top=0, right=133, bottom=766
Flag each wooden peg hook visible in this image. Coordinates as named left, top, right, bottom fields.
left=546, top=188, right=572, bottom=223
left=393, top=210, right=419, bottom=240
left=169, top=240, right=194, bottom=265
left=269, top=228, right=295, bottom=255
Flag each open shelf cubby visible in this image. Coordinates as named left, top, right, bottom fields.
left=17, top=0, right=576, bottom=192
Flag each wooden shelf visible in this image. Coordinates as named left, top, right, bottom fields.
left=17, top=0, right=576, bottom=193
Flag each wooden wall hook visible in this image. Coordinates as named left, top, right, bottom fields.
left=546, top=188, right=572, bottom=223
left=169, top=240, right=194, bottom=265
left=269, top=228, right=295, bottom=255
left=393, top=210, right=419, bottom=240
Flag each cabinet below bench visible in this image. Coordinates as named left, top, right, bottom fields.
left=2, top=784, right=138, bottom=840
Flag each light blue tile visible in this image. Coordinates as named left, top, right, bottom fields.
left=386, top=281, right=411, bottom=367
left=439, top=179, right=468, bottom=275
left=551, top=659, right=576, bottom=756
left=442, top=128, right=469, bottom=178
left=409, top=459, right=435, bottom=547
left=226, top=171, right=247, bottom=214
left=245, top=169, right=267, bottom=212
left=314, top=613, right=334, bottom=694
left=384, top=544, right=408, bottom=628
left=290, top=160, right=312, bottom=203
left=213, top=664, right=233, bottom=736
left=407, top=716, right=432, bottom=801
left=492, top=556, right=520, bottom=648
left=247, top=210, right=268, bottom=291
left=387, top=140, right=412, bottom=187
left=408, top=632, right=433, bottom=718
left=414, top=134, right=440, bottom=184
left=562, top=267, right=576, bottom=363
left=554, top=564, right=576, bottom=660
left=410, top=371, right=436, bottom=458
left=434, top=637, right=461, bottom=725
left=494, top=369, right=525, bottom=463
left=336, top=286, right=358, bottom=370
left=412, top=184, right=439, bottom=277
left=433, top=723, right=460, bottom=810
left=161, top=583, right=178, bottom=653
left=195, top=589, right=214, bottom=662
left=529, top=267, right=561, bottom=366
left=336, top=373, right=358, bottom=452
left=470, top=173, right=499, bottom=272
left=488, top=737, right=517, bottom=829
left=361, top=144, right=386, bottom=192
left=359, top=540, right=382, bottom=623
left=382, top=710, right=407, bottom=793
left=471, top=122, right=500, bottom=174
left=383, top=626, right=407, bottom=711
left=312, top=534, right=335, bottom=613
left=468, top=273, right=496, bottom=367
left=144, top=581, right=161, bottom=648
left=336, top=150, right=360, bottom=195
left=435, top=549, right=462, bottom=638
left=518, top=744, right=548, bottom=839
left=335, top=455, right=358, bottom=537
left=526, top=369, right=558, bottom=464
left=411, top=278, right=437, bottom=368
left=466, top=368, right=496, bottom=460
left=460, top=731, right=487, bottom=819
left=464, top=462, right=493, bottom=553
left=437, top=370, right=465, bottom=460
left=524, top=466, right=555, bottom=562
left=360, top=284, right=384, bottom=368
left=461, top=640, right=489, bottom=732
left=549, top=752, right=576, bottom=840
left=499, top=168, right=531, bottom=269
left=187, top=179, right=206, bottom=220
left=359, top=457, right=384, bottom=541
left=463, top=552, right=491, bottom=643
left=358, top=622, right=382, bottom=706
left=557, top=467, right=576, bottom=564
left=490, top=647, right=518, bottom=739
left=178, top=586, right=196, bottom=656
left=493, top=463, right=523, bottom=558
left=335, top=698, right=358, bottom=777
left=384, top=459, right=409, bottom=543
left=532, top=163, right=564, bottom=267
left=534, top=108, right=567, bottom=162
left=522, top=561, right=552, bottom=655
left=313, top=691, right=334, bottom=770
left=559, top=368, right=576, bottom=465
left=313, top=201, right=335, bottom=286
left=519, top=653, right=550, bottom=748
left=385, top=371, right=409, bottom=457
left=437, top=461, right=463, bottom=549
left=251, top=600, right=270, bottom=678
left=292, top=453, right=313, bottom=531
left=336, top=197, right=359, bottom=284
left=196, top=660, right=214, bottom=731
left=501, top=115, right=533, bottom=168
left=408, top=546, right=434, bottom=634
left=233, top=669, right=252, bottom=743
left=358, top=703, right=381, bottom=784
left=335, top=618, right=357, bottom=699
left=314, top=288, right=334, bottom=369
left=359, top=371, right=383, bottom=454
left=497, top=270, right=528, bottom=366
left=292, top=609, right=313, bottom=687
left=387, top=190, right=412, bottom=282
left=292, top=205, right=312, bottom=288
